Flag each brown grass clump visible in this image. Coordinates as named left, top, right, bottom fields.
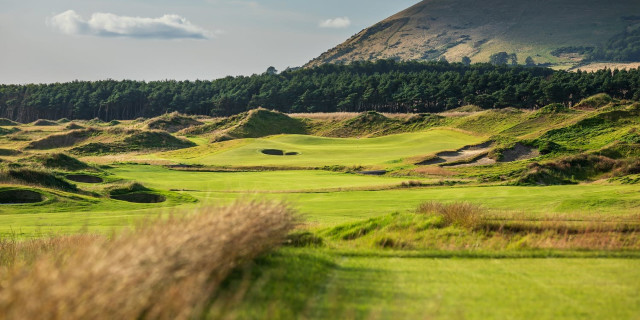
left=417, top=201, right=484, bottom=229
left=0, top=201, right=296, bottom=320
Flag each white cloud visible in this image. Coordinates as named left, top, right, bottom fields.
left=49, top=10, right=210, bottom=39
left=319, top=17, right=351, bottom=29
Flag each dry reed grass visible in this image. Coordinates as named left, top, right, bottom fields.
left=417, top=201, right=484, bottom=229
left=0, top=201, right=295, bottom=320
left=413, top=202, right=640, bottom=250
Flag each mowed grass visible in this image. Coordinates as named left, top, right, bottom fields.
left=109, top=165, right=436, bottom=192
left=185, top=184, right=640, bottom=225
left=230, top=250, right=640, bottom=320
left=3, top=168, right=635, bottom=238
left=156, top=130, right=481, bottom=167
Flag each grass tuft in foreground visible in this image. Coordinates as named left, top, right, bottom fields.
left=0, top=201, right=295, bottom=320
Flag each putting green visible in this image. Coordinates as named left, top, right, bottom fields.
left=155, top=130, right=482, bottom=167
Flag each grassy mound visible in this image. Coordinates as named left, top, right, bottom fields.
left=26, top=128, right=99, bottom=150
left=86, top=118, right=105, bottom=125
left=31, top=119, right=58, bottom=126
left=107, top=182, right=150, bottom=196
left=0, top=168, right=77, bottom=192
left=65, top=123, right=84, bottom=130
left=453, top=108, right=527, bottom=136
left=0, top=189, right=44, bottom=204
left=536, top=104, right=640, bottom=151
left=224, top=109, right=308, bottom=139
left=0, top=118, right=20, bottom=126
left=448, top=105, right=484, bottom=113
left=516, top=154, right=640, bottom=185
left=56, top=118, right=71, bottom=124
left=32, top=153, right=91, bottom=171
left=536, top=103, right=574, bottom=114
left=0, top=127, right=20, bottom=136
left=314, top=112, right=447, bottom=137
left=574, top=93, right=613, bottom=110
left=183, top=109, right=308, bottom=141
left=0, top=149, right=21, bottom=156
left=145, top=112, right=203, bottom=133
left=71, top=130, right=196, bottom=155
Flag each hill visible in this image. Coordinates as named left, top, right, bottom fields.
left=307, top=0, right=640, bottom=68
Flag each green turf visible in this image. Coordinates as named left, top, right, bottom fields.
left=217, top=249, right=640, bottom=319
left=108, top=165, right=436, bottom=192
left=2, top=170, right=636, bottom=238
left=153, top=130, right=482, bottom=167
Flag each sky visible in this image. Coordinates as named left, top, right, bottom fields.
left=0, top=0, right=417, bottom=84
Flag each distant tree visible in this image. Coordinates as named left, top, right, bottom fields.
left=439, top=56, right=449, bottom=63
left=509, top=53, right=518, bottom=66
left=489, top=52, right=510, bottom=65
left=265, top=66, right=278, bottom=75
left=461, top=56, right=471, bottom=66
left=525, top=56, right=536, bottom=66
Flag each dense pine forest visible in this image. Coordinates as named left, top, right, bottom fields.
left=2, top=60, right=640, bottom=122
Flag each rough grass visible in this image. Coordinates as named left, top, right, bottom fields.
left=31, top=119, right=58, bottom=126
left=417, top=201, right=484, bottom=229
left=517, top=154, right=640, bottom=185
left=309, top=111, right=448, bottom=138
left=320, top=202, right=640, bottom=251
left=574, top=93, right=613, bottom=110
left=25, top=128, right=99, bottom=150
left=0, top=169, right=77, bottom=192
left=70, top=129, right=196, bottom=155
left=145, top=112, right=203, bottom=133
left=0, top=118, right=20, bottom=126
left=0, top=201, right=295, bottom=320
left=31, top=153, right=92, bottom=171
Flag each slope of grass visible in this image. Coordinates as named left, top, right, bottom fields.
left=183, top=109, right=308, bottom=141
left=144, top=112, right=203, bottom=133
left=310, top=112, right=449, bottom=138
left=157, top=130, right=481, bottom=168
left=452, top=109, right=528, bottom=136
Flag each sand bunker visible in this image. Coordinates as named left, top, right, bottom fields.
left=443, top=157, right=497, bottom=168
left=262, top=149, right=299, bottom=156
left=500, top=143, right=540, bottom=162
left=0, top=190, right=44, bottom=204
left=112, top=193, right=166, bottom=204
left=417, top=141, right=493, bottom=166
left=66, top=174, right=104, bottom=184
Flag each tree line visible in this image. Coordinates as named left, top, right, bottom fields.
left=1, top=60, right=640, bottom=122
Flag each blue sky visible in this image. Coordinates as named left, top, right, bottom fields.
left=0, top=0, right=417, bottom=84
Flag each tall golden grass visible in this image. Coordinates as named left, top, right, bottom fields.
left=417, top=201, right=484, bottom=229
left=0, top=201, right=295, bottom=320
left=414, top=202, right=640, bottom=250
